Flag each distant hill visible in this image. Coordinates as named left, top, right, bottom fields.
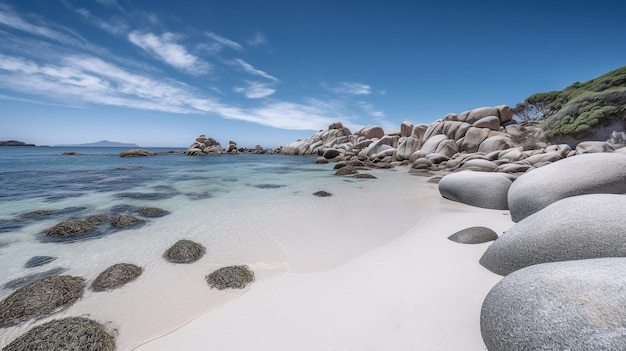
left=0, top=140, right=36, bottom=146
left=513, top=66, right=626, bottom=145
left=55, top=140, right=140, bottom=148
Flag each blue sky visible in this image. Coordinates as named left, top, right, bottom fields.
left=1, top=0, right=624, bottom=147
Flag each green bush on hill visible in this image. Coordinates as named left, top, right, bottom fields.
left=512, top=66, right=626, bottom=140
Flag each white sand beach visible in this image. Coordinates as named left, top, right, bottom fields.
left=136, top=172, right=513, bottom=351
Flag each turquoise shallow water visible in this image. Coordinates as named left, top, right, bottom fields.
left=0, top=146, right=430, bottom=349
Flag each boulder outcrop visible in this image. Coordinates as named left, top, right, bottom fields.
left=438, top=171, right=513, bottom=210
left=507, top=153, right=626, bottom=222
left=480, top=194, right=626, bottom=275
left=481, top=258, right=626, bottom=351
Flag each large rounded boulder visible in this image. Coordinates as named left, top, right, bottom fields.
left=0, top=275, right=85, bottom=327
left=438, top=171, right=513, bottom=210
left=480, top=194, right=626, bottom=276
left=507, top=153, right=626, bottom=222
left=481, top=258, right=626, bottom=351
left=3, top=317, right=115, bottom=351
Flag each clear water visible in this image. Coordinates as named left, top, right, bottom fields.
left=0, top=146, right=432, bottom=349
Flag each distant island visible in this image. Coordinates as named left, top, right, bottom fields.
left=54, top=140, right=140, bottom=148
left=0, top=140, right=36, bottom=146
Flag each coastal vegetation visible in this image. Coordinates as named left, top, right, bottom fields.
left=512, top=66, right=626, bottom=141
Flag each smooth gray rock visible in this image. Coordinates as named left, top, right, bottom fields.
left=508, top=153, right=626, bottom=222
left=447, top=226, right=498, bottom=244
left=481, top=258, right=626, bottom=351
left=438, top=171, right=513, bottom=210
left=480, top=194, right=626, bottom=276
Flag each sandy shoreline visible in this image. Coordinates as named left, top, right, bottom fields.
left=136, top=174, right=513, bottom=351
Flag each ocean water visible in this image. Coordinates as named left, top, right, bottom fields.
left=0, top=146, right=433, bottom=349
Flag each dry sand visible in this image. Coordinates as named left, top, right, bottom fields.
left=136, top=177, right=513, bottom=351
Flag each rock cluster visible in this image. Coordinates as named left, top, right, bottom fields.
left=185, top=135, right=270, bottom=155
left=278, top=105, right=625, bottom=175
left=434, top=150, right=626, bottom=349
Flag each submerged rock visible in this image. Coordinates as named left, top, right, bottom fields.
left=24, top=256, right=57, bottom=268
left=3, top=317, right=115, bottom=351
left=110, top=214, right=144, bottom=228
left=313, top=191, right=332, bottom=197
left=335, top=165, right=359, bottom=176
left=91, top=263, right=143, bottom=291
left=138, top=207, right=168, bottom=217
left=45, top=216, right=106, bottom=238
left=0, top=275, right=85, bottom=327
left=206, top=265, right=255, bottom=290
left=3, top=267, right=68, bottom=290
left=119, top=149, right=154, bottom=157
left=354, top=173, right=377, bottom=179
left=164, top=240, right=206, bottom=263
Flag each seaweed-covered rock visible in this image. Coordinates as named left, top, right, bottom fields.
left=0, top=275, right=85, bottom=327
left=138, top=207, right=168, bottom=217
left=448, top=226, right=498, bottom=244
left=91, top=263, right=143, bottom=292
left=206, top=265, right=255, bottom=290
left=110, top=214, right=144, bottom=228
left=3, top=317, right=115, bottom=351
left=163, top=240, right=206, bottom=263
left=313, top=191, right=332, bottom=197
left=334, top=165, right=359, bottom=176
left=45, top=218, right=100, bottom=237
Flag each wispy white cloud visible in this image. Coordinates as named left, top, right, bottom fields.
left=128, top=31, right=210, bottom=75
left=328, top=81, right=371, bottom=95
left=95, top=0, right=125, bottom=12
left=232, top=58, right=277, bottom=81
left=204, top=32, right=243, bottom=52
left=75, top=8, right=128, bottom=35
left=0, top=53, right=341, bottom=130
left=248, top=32, right=266, bottom=47
left=0, top=5, right=87, bottom=47
left=233, top=81, right=276, bottom=99
left=358, top=101, right=385, bottom=118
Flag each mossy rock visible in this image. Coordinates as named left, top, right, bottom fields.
left=110, top=214, right=144, bottom=228
left=334, top=165, right=359, bottom=176
left=91, top=263, right=143, bottom=292
left=206, top=265, right=255, bottom=290
left=138, top=207, right=168, bottom=217
left=164, top=240, right=206, bottom=263
left=46, top=217, right=102, bottom=237
left=3, top=317, right=115, bottom=351
left=0, top=275, right=85, bottom=327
